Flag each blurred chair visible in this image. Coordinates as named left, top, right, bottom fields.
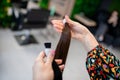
left=15, top=9, right=50, bottom=45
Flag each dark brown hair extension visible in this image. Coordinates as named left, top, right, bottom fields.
left=55, top=22, right=71, bottom=64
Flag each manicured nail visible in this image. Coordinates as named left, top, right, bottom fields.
left=50, top=50, right=55, bottom=56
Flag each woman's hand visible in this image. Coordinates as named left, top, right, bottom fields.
left=51, top=15, right=99, bottom=52
left=55, top=59, right=65, bottom=71
left=33, top=51, right=64, bottom=80
left=51, top=15, right=89, bottom=41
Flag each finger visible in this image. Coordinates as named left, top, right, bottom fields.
left=51, top=20, right=63, bottom=25
left=46, top=50, right=55, bottom=64
left=55, top=59, right=62, bottom=65
left=65, top=15, right=75, bottom=26
left=59, top=64, right=65, bottom=71
left=54, top=23, right=64, bottom=29
left=36, top=51, right=46, bottom=63
left=54, top=27, right=62, bottom=33
left=52, top=21, right=64, bottom=26
left=53, top=24, right=64, bottom=30
left=52, top=20, right=64, bottom=27
left=53, top=23, right=64, bottom=29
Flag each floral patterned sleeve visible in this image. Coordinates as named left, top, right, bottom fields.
left=86, top=45, right=120, bottom=80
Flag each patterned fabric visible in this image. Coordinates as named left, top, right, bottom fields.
left=86, top=45, right=120, bottom=80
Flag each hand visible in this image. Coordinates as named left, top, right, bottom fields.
left=51, top=15, right=99, bottom=52
left=51, top=15, right=89, bottom=41
left=55, top=59, right=65, bottom=71
left=33, top=51, right=64, bottom=80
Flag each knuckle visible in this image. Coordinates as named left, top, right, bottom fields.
left=34, top=59, right=40, bottom=63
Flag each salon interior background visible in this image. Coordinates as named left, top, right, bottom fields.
left=0, top=0, right=120, bottom=80
left=0, top=0, right=120, bottom=28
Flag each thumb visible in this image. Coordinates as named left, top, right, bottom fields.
left=65, top=15, right=75, bottom=25
left=46, top=50, right=55, bottom=64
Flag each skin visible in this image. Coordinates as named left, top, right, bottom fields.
left=33, top=15, right=99, bottom=80
left=52, top=15, right=99, bottom=52
left=33, top=50, right=64, bottom=80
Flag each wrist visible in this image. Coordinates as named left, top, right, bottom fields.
left=81, top=32, right=99, bottom=52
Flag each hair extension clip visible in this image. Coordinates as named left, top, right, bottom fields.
left=63, top=19, right=66, bottom=24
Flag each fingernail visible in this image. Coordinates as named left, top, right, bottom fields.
left=50, top=50, right=55, bottom=56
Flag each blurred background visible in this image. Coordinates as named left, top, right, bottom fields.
left=0, top=0, right=120, bottom=80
